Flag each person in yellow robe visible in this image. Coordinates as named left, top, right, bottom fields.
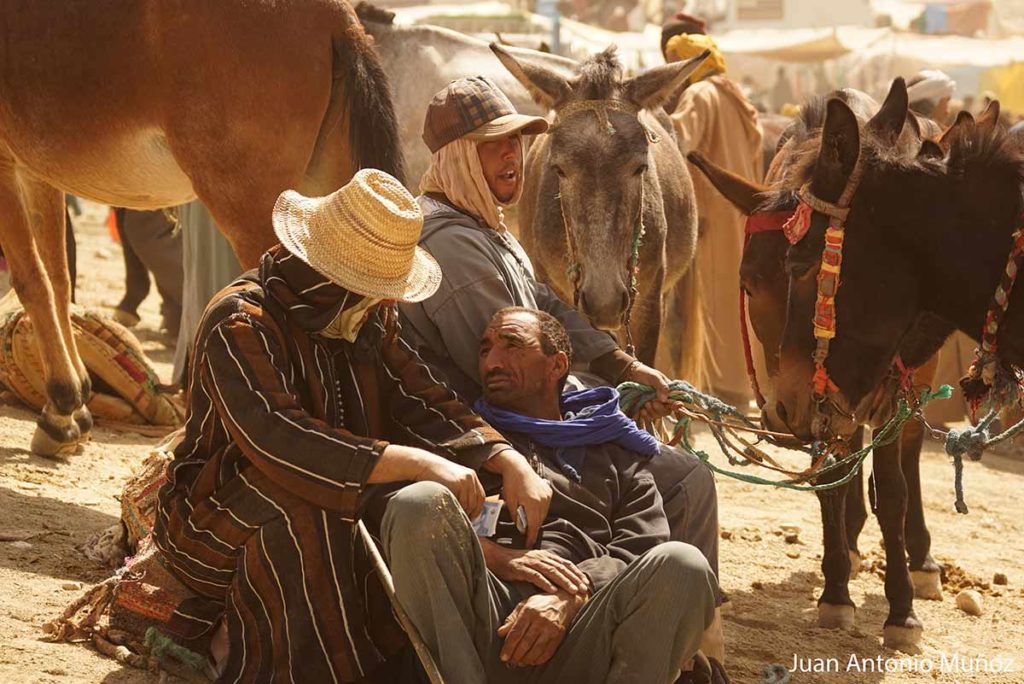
left=663, top=31, right=764, bottom=407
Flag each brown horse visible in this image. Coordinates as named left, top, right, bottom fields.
left=491, top=45, right=707, bottom=381
left=0, top=0, right=402, bottom=456
left=770, top=80, right=1022, bottom=442
left=687, top=87, right=952, bottom=649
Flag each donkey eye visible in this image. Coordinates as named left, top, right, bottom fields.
left=634, top=164, right=648, bottom=176
left=551, top=165, right=566, bottom=178
left=784, top=255, right=817, bottom=280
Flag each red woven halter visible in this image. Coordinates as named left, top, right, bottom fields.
left=741, top=210, right=794, bottom=408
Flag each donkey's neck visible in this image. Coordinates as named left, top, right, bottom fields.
left=898, top=178, right=1024, bottom=366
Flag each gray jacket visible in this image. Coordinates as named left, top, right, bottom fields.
left=399, top=195, right=617, bottom=401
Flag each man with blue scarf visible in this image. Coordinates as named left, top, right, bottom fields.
left=382, top=308, right=727, bottom=683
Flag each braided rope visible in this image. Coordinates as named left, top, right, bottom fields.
left=618, top=380, right=952, bottom=492
left=962, top=223, right=1024, bottom=413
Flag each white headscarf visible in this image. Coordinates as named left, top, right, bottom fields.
left=419, top=137, right=522, bottom=232
left=907, top=70, right=956, bottom=106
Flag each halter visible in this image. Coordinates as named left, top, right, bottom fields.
left=554, top=99, right=658, bottom=356
left=740, top=210, right=794, bottom=409
left=778, top=158, right=866, bottom=439
left=961, top=219, right=1024, bottom=417
left=785, top=166, right=1023, bottom=434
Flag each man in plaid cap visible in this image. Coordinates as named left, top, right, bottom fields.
left=398, top=76, right=726, bottom=676
left=400, top=75, right=676, bottom=416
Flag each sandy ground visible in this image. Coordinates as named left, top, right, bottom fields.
left=1, top=204, right=1022, bottom=683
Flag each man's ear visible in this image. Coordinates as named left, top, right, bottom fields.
left=551, top=351, right=570, bottom=384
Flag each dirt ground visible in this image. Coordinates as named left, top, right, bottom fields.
left=1, top=203, right=1022, bottom=683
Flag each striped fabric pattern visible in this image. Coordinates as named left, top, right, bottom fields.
left=155, top=246, right=510, bottom=682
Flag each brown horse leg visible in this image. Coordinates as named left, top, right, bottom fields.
left=815, top=465, right=855, bottom=629
left=871, top=440, right=923, bottom=650
left=844, top=428, right=868, bottom=578
left=900, top=419, right=942, bottom=599
left=33, top=186, right=93, bottom=442
left=0, top=164, right=83, bottom=455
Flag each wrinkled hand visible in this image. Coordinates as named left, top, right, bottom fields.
left=498, top=452, right=553, bottom=547
left=413, top=455, right=486, bottom=520
left=482, top=541, right=589, bottom=595
left=497, top=590, right=587, bottom=667
left=627, top=362, right=678, bottom=421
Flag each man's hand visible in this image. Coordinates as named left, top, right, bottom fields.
left=485, top=449, right=553, bottom=547
left=497, top=590, right=588, bottom=667
left=626, top=362, right=678, bottom=421
left=411, top=453, right=486, bottom=520
left=480, top=540, right=588, bottom=595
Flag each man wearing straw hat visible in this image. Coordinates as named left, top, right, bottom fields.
left=154, top=169, right=553, bottom=682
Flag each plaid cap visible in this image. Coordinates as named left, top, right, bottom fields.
left=422, top=76, right=546, bottom=153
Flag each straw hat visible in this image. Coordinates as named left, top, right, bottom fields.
left=271, top=169, right=441, bottom=303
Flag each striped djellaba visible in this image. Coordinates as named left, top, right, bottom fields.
left=154, top=245, right=510, bottom=682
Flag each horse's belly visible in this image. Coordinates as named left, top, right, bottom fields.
left=10, top=127, right=195, bottom=210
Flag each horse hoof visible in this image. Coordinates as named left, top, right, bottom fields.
left=883, top=619, right=923, bottom=651
left=849, top=550, right=861, bottom=579
left=911, top=570, right=943, bottom=600
left=74, top=405, right=94, bottom=443
left=818, top=603, right=856, bottom=629
left=31, top=423, right=82, bottom=458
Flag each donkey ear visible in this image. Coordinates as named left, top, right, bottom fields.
left=866, top=77, right=909, bottom=143
left=905, top=110, right=921, bottom=139
left=622, top=50, right=710, bottom=110
left=819, top=98, right=860, bottom=174
left=939, top=110, right=974, bottom=148
left=687, top=151, right=768, bottom=215
left=490, top=43, right=571, bottom=110
left=977, top=99, right=1001, bottom=129
left=917, top=139, right=944, bottom=160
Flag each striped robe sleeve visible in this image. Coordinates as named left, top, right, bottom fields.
left=380, top=326, right=511, bottom=470
left=201, top=312, right=384, bottom=516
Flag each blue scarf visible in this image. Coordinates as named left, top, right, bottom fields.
left=474, top=387, right=659, bottom=482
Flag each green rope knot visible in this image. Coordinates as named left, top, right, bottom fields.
left=144, top=626, right=206, bottom=671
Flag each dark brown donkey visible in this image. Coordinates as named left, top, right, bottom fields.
left=490, top=45, right=706, bottom=382
left=0, top=0, right=402, bottom=456
left=771, top=80, right=1021, bottom=440
left=688, top=87, right=952, bottom=649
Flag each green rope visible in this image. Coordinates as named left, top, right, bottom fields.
left=617, top=380, right=953, bottom=492
left=143, top=626, right=206, bottom=671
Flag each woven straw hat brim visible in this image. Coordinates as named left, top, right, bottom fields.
left=272, top=177, right=442, bottom=303
left=465, top=113, right=549, bottom=141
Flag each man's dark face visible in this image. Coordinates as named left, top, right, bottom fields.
left=479, top=311, right=564, bottom=413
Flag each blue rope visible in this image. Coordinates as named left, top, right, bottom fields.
left=943, top=409, right=1024, bottom=513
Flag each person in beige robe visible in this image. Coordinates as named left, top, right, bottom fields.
left=664, top=32, right=764, bottom=407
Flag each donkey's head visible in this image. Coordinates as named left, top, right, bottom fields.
left=492, top=44, right=707, bottom=329
left=771, top=80, right=1018, bottom=440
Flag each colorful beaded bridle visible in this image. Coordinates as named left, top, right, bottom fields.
left=773, top=161, right=1023, bottom=437
left=554, top=99, right=661, bottom=356
left=960, top=219, right=1024, bottom=417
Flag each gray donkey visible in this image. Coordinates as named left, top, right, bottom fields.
left=491, top=44, right=709, bottom=382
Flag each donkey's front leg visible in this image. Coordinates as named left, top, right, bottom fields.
left=872, top=440, right=923, bottom=650
left=816, top=469, right=855, bottom=629
left=899, top=419, right=942, bottom=599
left=624, top=269, right=664, bottom=367
left=844, top=428, right=868, bottom=579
